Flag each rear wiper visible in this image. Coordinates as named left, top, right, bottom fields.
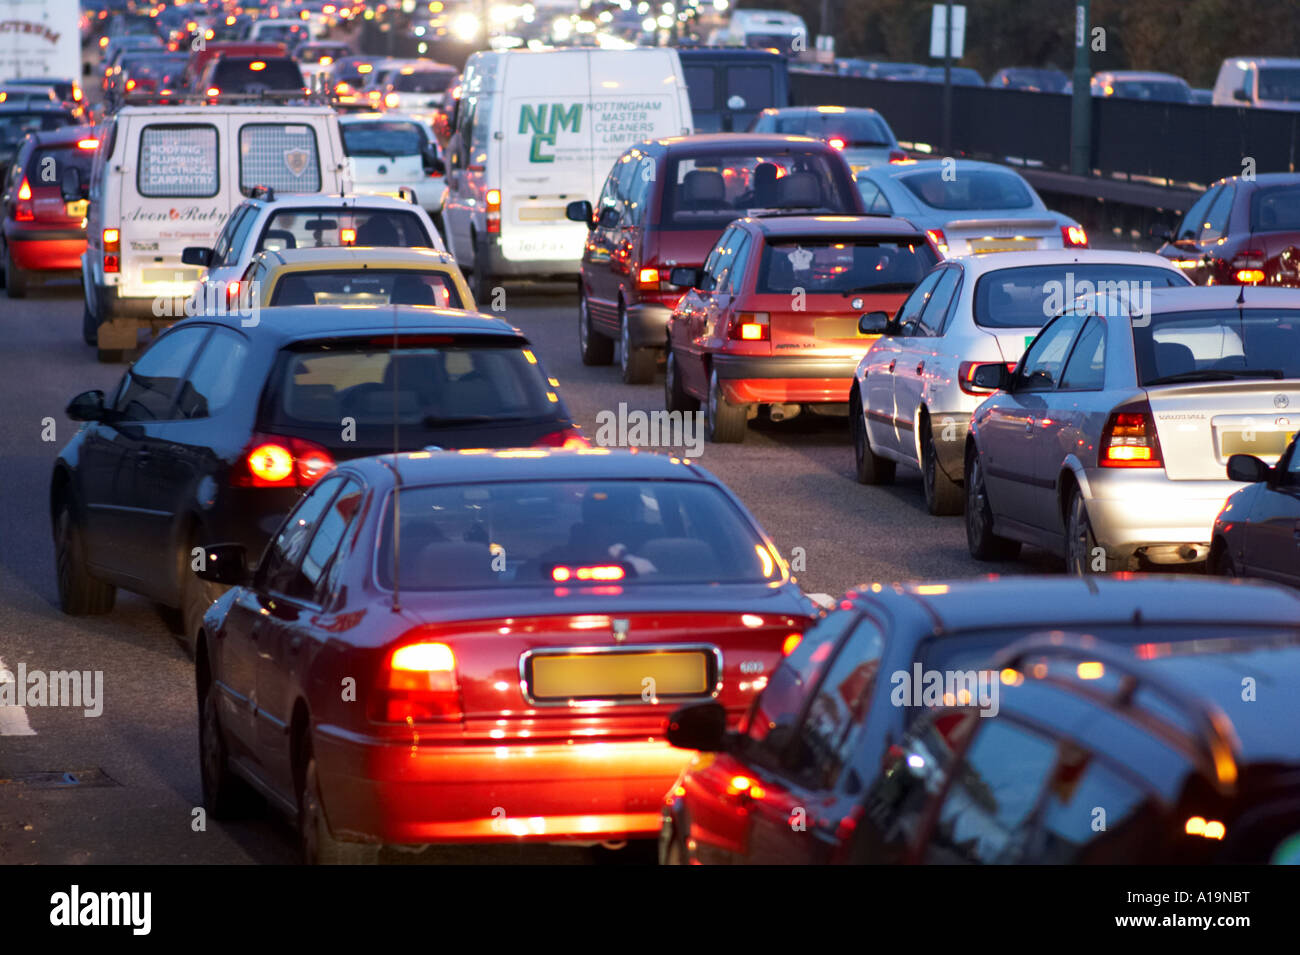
left=1145, top=369, right=1284, bottom=385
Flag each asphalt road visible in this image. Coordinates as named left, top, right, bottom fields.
left=0, top=275, right=1060, bottom=865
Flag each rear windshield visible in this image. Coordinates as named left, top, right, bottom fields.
left=0, top=112, right=73, bottom=152
left=138, top=124, right=218, bottom=198
left=375, top=480, right=779, bottom=590
left=900, top=169, right=1035, bottom=211
left=974, top=264, right=1188, bottom=329
left=341, top=120, right=423, bottom=157
left=1133, top=308, right=1300, bottom=385
left=124, top=56, right=189, bottom=83
left=757, top=237, right=937, bottom=294
left=1250, top=183, right=1300, bottom=232
left=256, top=208, right=432, bottom=252
left=392, top=71, right=454, bottom=93
left=239, top=123, right=321, bottom=195
left=1259, top=67, right=1300, bottom=102
left=29, top=143, right=96, bottom=185
left=212, top=58, right=303, bottom=92
left=0, top=89, right=56, bottom=105
left=1106, top=80, right=1189, bottom=103
left=765, top=112, right=892, bottom=146
left=663, top=150, right=857, bottom=227
left=269, top=269, right=462, bottom=308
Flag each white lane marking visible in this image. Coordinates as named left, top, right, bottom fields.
left=0, top=655, right=36, bottom=736
left=807, top=593, right=837, bottom=609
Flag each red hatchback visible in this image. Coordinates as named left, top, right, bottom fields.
left=567, top=134, right=866, bottom=384
left=665, top=215, right=939, bottom=442
left=1, top=125, right=96, bottom=298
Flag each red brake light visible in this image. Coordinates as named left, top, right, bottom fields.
left=1062, top=225, right=1088, bottom=247
left=781, top=633, right=802, bottom=656
left=637, top=267, right=660, bottom=289
left=373, top=638, right=461, bottom=722
left=827, top=137, right=846, bottom=151
left=486, top=188, right=501, bottom=234
left=730, top=312, right=770, bottom=341
left=1100, top=405, right=1163, bottom=468
left=77, top=138, right=99, bottom=150
left=16, top=177, right=31, bottom=201
left=533, top=426, right=589, bottom=450
left=232, top=433, right=337, bottom=487
left=888, top=149, right=908, bottom=163
left=551, top=565, right=626, bottom=582
left=14, top=176, right=33, bottom=221
left=926, top=229, right=948, bottom=254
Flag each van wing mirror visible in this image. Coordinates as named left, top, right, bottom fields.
left=59, top=167, right=83, bottom=202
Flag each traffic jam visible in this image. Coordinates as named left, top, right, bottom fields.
left=1, top=0, right=1299, bottom=882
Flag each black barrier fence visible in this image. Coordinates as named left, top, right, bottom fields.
left=791, top=71, right=1300, bottom=189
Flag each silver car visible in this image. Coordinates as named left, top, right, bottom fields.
left=851, top=250, right=1190, bottom=515
left=965, top=286, right=1300, bottom=572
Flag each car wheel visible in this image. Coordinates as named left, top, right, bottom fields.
left=707, top=368, right=747, bottom=443
left=850, top=389, right=895, bottom=485
left=300, top=749, right=380, bottom=865
left=1065, top=487, right=1119, bottom=574
left=6, top=248, right=29, bottom=298
left=664, top=347, right=699, bottom=412
left=53, top=504, right=115, bottom=615
left=619, top=304, right=656, bottom=384
left=964, top=448, right=1021, bottom=561
left=578, top=289, right=614, bottom=365
left=199, top=677, right=255, bottom=819
left=922, top=420, right=964, bottom=516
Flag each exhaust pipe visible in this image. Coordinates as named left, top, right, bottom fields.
left=599, top=840, right=627, bottom=850
left=767, top=403, right=801, bottom=423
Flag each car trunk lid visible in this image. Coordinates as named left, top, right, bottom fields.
left=1145, top=380, right=1300, bottom=479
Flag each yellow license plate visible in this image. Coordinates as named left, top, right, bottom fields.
left=815, top=316, right=867, bottom=339
left=530, top=650, right=708, bottom=701
left=1220, top=429, right=1296, bottom=458
left=971, top=239, right=1040, bottom=254
left=66, top=200, right=88, bottom=217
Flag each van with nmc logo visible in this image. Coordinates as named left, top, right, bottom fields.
left=80, top=103, right=350, bottom=361
left=442, top=48, right=692, bottom=300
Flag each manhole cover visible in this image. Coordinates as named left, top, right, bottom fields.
left=0, top=769, right=119, bottom=789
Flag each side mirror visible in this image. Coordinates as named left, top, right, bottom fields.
left=970, top=363, right=1012, bottom=391
left=59, top=167, right=83, bottom=202
left=565, top=199, right=594, bottom=228
left=596, top=206, right=620, bottom=229
left=1233, top=88, right=1251, bottom=103
left=66, top=389, right=106, bottom=421
left=422, top=146, right=444, bottom=176
left=1227, top=453, right=1272, bottom=484
left=665, top=701, right=729, bottom=752
left=182, top=246, right=213, bottom=267
left=669, top=266, right=702, bottom=288
left=858, top=310, right=892, bottom=335
left=194, top=543, right=250, bottom=586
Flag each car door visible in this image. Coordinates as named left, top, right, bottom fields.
left=978, top=313, right=1085, bottom=523
left=1044, top=316, right=1109, bottom=533
left=867, top=269, right=940, bottom=457
left=702, top=230, right=752, bottom=353
left=444, top=93, right=480, bottom=260
left=583, top=164, right=627, bottom=335
left=1243, top=439, right=1300, bottom=586
left=683, top=229, right=738, bottom=397
left=893, top=266, right=960, bottom=466
left=671, top=236, right=725, bottom=399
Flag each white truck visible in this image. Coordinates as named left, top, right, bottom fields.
left=0, top=0, right=81, bottom=84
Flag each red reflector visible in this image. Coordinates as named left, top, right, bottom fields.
left=103, top=254, right=119, bottom=273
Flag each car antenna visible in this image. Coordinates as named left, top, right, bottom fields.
left=377, top=304, right=404, bottom=613
left=1236, top=282, right=1246, bottom=305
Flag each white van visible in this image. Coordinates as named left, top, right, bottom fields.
left=724, top=9, right=808, bottom=51
left=441, top=47, right=692, bottom=297
left=1212, top=57, right=1300, bottom=110
left=81, top=103, right=350, bottom=359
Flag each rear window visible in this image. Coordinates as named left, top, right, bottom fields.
left=1250, top=184, right=1300, bottom=232
left=239, top=123, right=321, bottom=196
left=138, top=124, right=218, bottom=198
left=29, top=143, right=96, bottom=186
left=683, top=66, right=716, bottom=110
left=0, top=112, right=73, bottom=152
left=900, top=169, right=1035, bottom=211
left=1106, top=80, right=1190, bottom=103
left=757, top=237, right=937, bottom=294
left=375, top=480, right=779, bottom=590
left=391, top=71, right=454, bottom=93
left=341, top=121, right=423, bottom=157
left=0, top=88, right=56, bottom=105
left=974, top=264, right=1188, bottom=329
left=256, top=207, right=432, bottom=251
left=1133, top=308, right=1300, bottom=385
left=269, top=269, right=462, bottom=308
left=663, top=150, right=858, bottom=228
left=767, top=112, right=892, bottom=146
left=212, top=58, right=304, bottom=92
left=1259, top=67, right=1300, bottom=102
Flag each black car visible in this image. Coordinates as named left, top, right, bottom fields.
left=1211, top=434, right=1300, bottom=586
left=867, top=631, right=1300, bottom=864
left=51, top=305, right=586, bottom=650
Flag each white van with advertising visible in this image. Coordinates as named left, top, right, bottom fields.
left=441, top=47, right=692, bottom=299
left=81, top=103, right=350, bottom=360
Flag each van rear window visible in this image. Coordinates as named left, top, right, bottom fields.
left=138, top=124, right=219, bottom=198
left=239, top=123, right=321, bottom=196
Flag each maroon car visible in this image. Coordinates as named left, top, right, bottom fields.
left=566, top=134, right=866, bottom=384
left=1155, top=172, right=1300, bottom=287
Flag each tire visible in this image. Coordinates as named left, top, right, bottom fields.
left=619, top=304, right=656, bottom=384
left=664, top=347, right=699, bottom=412
left=850, top=389, right=895, bottom=485
left=53, top=504, right=115, bottom=615
left=922, top=419, right=964, bottom=516
left=965, top=447, right=1021, bottom=561
left=1065, top=487, right=1120, bottom=574
left=6, top=249, right=29, bottom=298
left=300, top=749, right=380, bottom=865
left=706, top=368, right=747, bottom=443
left=578, top=289, right=614, bottom=366
left=198, top=677, right=255, bottom=820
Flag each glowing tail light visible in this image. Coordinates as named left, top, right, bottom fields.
left=827, top=137, right=846, bottom=151
left=206, top=87, right=221, bottom=97
left=926, top=229, right=948, bottom=255
left=551, top=565, right=626, bottom=582
left=636, top=266, right=660, bottom=289
left=1100, top=404, right=1163, bottom=469
left=102, top=227, right=120, bottom=273
left=730, top=312, right=770, bottom=341
left=14, top=177, right=33, bottom=221
left=1062, top=224, right=1089, bottom=247
left=486, top=188, right=501, bottom=234
left=77, top=138, right=99, bottom=150
left=231, top=433, right=336, bottom=487
left=373, top=639, right=461, bottom=722
left=384, top=91, right=399, bottom=108
left=888, top=149, right=908, bottom=162
left=533, top=426, right=589, bottom=450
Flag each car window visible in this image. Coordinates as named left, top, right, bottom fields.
left=899, top=169, right=1034, bottom=211
left=294, top=479, right=364, bottom=603
left=1284, top=440, right=1300, bottom=486
left=1133, top=308, right=1300, bottom=384
left=239, top=123, right=321, bottom=197
left=757, top=237, right=936, bottom=294
left=259, top=475, right=345, bottom=593
left=269, top=268, right=461, bottom=308
left=624, top=153, right=655, bottom=226
left=1199, top=185, right=1235, bottom=241
left=722, top=232, right=752, bottom=294
left=218, top=207, right=262, bottom=266
left=1249, top=183, right=1300, bottom=232
left=1059, top=317, right=1106, bottom=391
left=254, top=207, right=431, bottom=252
left=211, top=206, right=251, bottom=267
left=176, top=328, right=250, bottom=419
left=1015, top=313, right=1085, bottom=392
left=857, top=179, right=893, bottom=215
left=138, top=124, right=218, bottom=198
left=112, top=326, right=208, bottom=420
left=787, top=618, right=885, bottom=790
left=1176, top=187, right=1217, bottom=242
left=972, top=264, right=1189, bottom=329
left=663, top=150, right=857, bottom=227
left=726, top=66, right=773, bottom=110
left=700, top=226, right=737, bottom=292
left=895, top=269, right=942, bottom=334
left=917, top=267, right=960, bottom=336
left=683, top=66, right=716, bottom=111
left=341, top=120, right=422, bottom=158
left=1032, top=754, right=1155, bottom=863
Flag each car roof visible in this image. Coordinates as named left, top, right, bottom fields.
left=847, top=575, right=1300, bottom=631
left=652, top=132, right=829, bottom=152
left=340, top=447, right=711, bottom=487
left=245, top=193, right=424, bottom=212
left=947, top=248, right=1181, bottom=275
left=1223, top=56, right=1300, bottom=68
left=1098, top=285, right=1300, bottom=316
left=257, top=246, right=457, bottom=271
left=758, top=105, right=883, bottom=117
left=1206, top=171, right=1300, bottom=189
left=740, top=214, right=924, bottom=237
left=1095, top=71, right=1187, bottom=83
left=183, top=304, right=520, bottom=343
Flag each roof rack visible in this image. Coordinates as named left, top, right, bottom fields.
left=121, top=88, right=331, bottom=107
left=992, top=633, right=1241, bottom=792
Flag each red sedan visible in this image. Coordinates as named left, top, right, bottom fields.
left=195, top=449, right=814, bottom=862
left=1, top=125, right=96, bottom=298
left=664, top=215, right=940, bottom=442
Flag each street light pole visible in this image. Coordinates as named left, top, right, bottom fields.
left=1070, top=0, right=1092, bottom=176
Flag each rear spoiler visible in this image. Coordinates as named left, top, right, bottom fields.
left=283, top=331, right=529, bottom=351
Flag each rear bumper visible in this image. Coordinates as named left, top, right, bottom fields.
left=1082, top=470, right=1240, bottom=558
left=480, top=234, right=582, bottom=281
left=713, top=354, right=859, bottom=404
left=314, top=727, right=692, bottom=844
left=5, top=232, right=86, bottom=271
